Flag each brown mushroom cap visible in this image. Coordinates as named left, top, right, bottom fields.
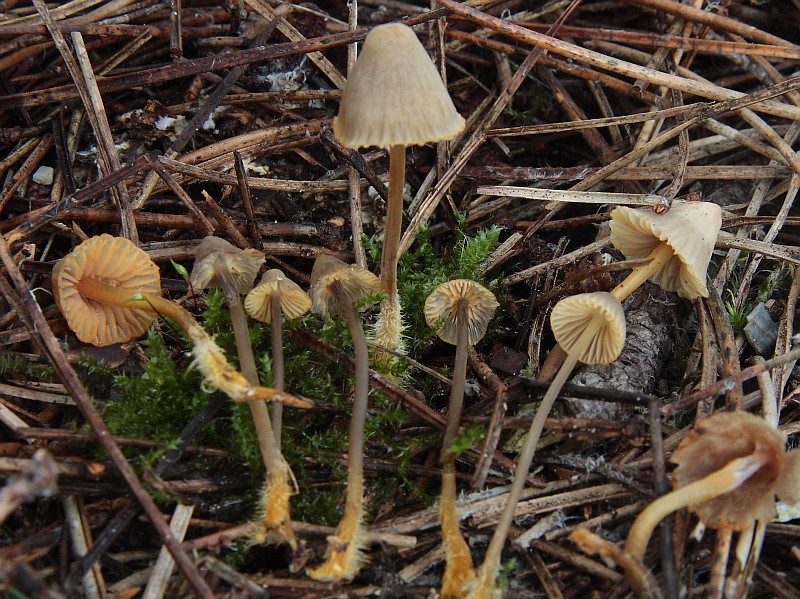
left=52, top=234, right=161, bottom=347
left=671, top=411, right=800, bottom=529
left=190, top=236, right=264, bottom=294
left=550, top=292, right=626, bottom=365
left=309, top=255, right=381, bottom=320
left=245, top=269, right=312, bottom=324
left=608, top=201, right=721, bottom=299
left=424, top=279, right=499, bottom=346
left=333, top=23, right=466, bottom=149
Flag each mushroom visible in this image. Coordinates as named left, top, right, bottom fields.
left=52, top=234, right=308, bottom=407
left=191, top=236, right=298, bottom=547
left=625, top=411, right=800, bottom=561
left=425, top=279, right=499, bottom=598
left=469, top=292, right=626, bottom=598
left=608, top=201, right=721, bottom=302
left=306, top=255, right=381, bottom=582
left=333, top=22, right=465, bottom=353
left=245, top=269, right=312, bottom=445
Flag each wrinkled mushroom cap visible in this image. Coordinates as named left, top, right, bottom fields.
left=310, top=255, right=381, bottom=320
left=424, top=279, right=499, bottom=346
left=550, top=292, right=626, bottom=365
left=190, top=236, right=264, bottom=294
left=245, top=269, right=312, bottom=324
left=52, top=234, right=161, bottom=347
left=672, top=411, right=800, bottom=529
left=609, top=201, right=721, bottom=299
left=333, top=23, right=466, bottom=149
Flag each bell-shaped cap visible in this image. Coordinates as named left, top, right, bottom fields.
left=609, top=201, right=721, bottom=299
left=52, top=234, right=161, bottom=347
left=424, top=279, right=499, bottom=346
left=310, top=255, right=381, bottom=320
left=672, top=411, right=800, bottom=529
left=190, top=236, right=264, bottom=294
left=551, top=292, right=626, bottom=365
left=245, top=269, right=312, bottom=324
left=333, top=23, right=466, bottom=149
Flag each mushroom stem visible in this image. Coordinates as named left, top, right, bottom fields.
left=270, top=284, right=285, bottom=445
left=442, top=300, right=470, bottom=461
left=610, top=241, right=675, bottom=302
left=469, top=318, right=604, bottom=599
left=307, top=281, right=370, bottom=581
left=625, top=450, right=769, bottom=561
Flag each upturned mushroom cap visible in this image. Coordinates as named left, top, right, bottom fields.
left=52, top=234, right=161, bottom=347
left=190, top=236, right=264, bottom=294
left=671, top=411, right=800, bottom=529
left=550, top=292, right=626, bottom=365
left=333, top=23, right=466, bottom=149
left=608, top=201, right=721, bottom=299
left=309, top=255, right=381, bottom=320
left=245, top=269, right=312, bottom=324
left=424, top=279, right=499, bottom=345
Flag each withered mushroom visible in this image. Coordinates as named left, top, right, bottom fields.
left=425, top=279, right=499, bottom=598
left=469, top=292, right=626, bottom=599
left=306, top=255, right=381, bottom=582
left=334, top=22, right=465, bottom=353
left=52, top=235, right=308, bottom=407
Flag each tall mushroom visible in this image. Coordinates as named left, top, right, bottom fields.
left=306, top=255, right=381, bottom=582
left=333, top=22, right=465, bottom=354
left=245, top=269, right=313, bottom=444
left=469, top=292, right=626, bottom=599
left=52, top=234, right=307, bottom=408
left=190, top=236, right=298, bottom=547
left=425, top=279, right=499, bottom=598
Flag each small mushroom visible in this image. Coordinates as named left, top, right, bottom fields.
left=469, top=292, right=626, bottom=599
left=334, top=22, right=465, bottom=354
left=608, top=201, right=721, bottom=301
left=245, top=269, right=312, bottom=444
left=191, top=237, right=299, bottom=547
left=626, top=411, right=800, bottom=561
left=52, top=234, right=308, bottom=407
left=425, top=279, right=498, bottom=598
left=306, top=255, right=381, bottom=582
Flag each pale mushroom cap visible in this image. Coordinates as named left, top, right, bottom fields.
left=245, top=269, right=312, bottom=323
left=333, top=23, right=466, bottom=149
left=52, top=234, right=161, bottom=347
left=550, top=292, right=625, bottom=365
left=424, top=279, right=499, bottom=346
left=190, top=236, right=265, bottom=294
left=608, top=201, right=721, bottom=299
left=310, top=255, right=381, bottom=320
left=672, top=411, right=799, bottom=529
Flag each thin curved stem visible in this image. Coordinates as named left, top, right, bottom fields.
left=271, top=285, right=285, bottom=446
left=610, top=241, right=675, bottom=302
left=381, top=144, right=406, bottom=302
left=625, top=451, right=768, bottom=561
left=441, top=301, right=470, bottom=462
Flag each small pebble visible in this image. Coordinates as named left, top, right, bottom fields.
left=32, top=166, right=54, bottom=186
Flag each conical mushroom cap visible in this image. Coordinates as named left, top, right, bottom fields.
left=550, top=292, right=626, bottom=365
left=190, top=236, right=264, bottom=294
left=609, top=201, right=721, bottom=299
left=310, top=255, right=381, bottom=320
left=333, top=23, right=465, bottom=149
left=245, top=269, right=312, bottom=323
left=52, top=234, right=161, bottom=347
left=672, top=411, right=800, bottom=529
left=424, top=279, right=499, bottom=346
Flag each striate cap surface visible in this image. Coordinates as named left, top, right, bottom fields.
left=424, top=279, right=499, bottom=346
left=550, top=292, right=626, bottom=365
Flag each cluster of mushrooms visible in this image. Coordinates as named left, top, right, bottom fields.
left=50, top=21, right=800, bottom=599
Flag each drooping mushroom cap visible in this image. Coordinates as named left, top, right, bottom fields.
left=245, top=269, right=312, bottom=324
left=190, top=236, right=264, bottom=294
left=608, top=201, right=721, bottom=300
left=550, top=292, right=626, bottom=365
left=333, top=23, right=466, bottom=149
left=309, top=255, right=381, bottom=320
left=671, top=411, right=800, bottom=530
left=52, top=234, right=161, bottom=347
left=424, top=279, right=499, bottom=346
